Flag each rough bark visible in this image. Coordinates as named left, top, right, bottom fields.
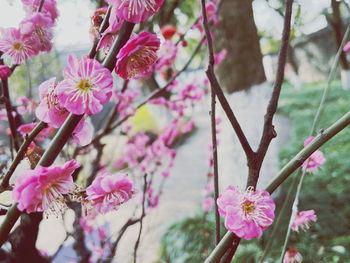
left=214, top=0, right=266, bottom=93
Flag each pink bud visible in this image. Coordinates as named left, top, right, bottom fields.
left=0, top=65, right=12, bottom=80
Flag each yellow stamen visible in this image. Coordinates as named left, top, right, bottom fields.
left=77, top=79, right=93, bottom=91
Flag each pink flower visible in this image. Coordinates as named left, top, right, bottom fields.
left=107, top=0, right=164, bottom=24
left=181, top=120, right=195, bottom=134
left=86, top=172, right=134, bottom=214
left=214, top=49, right=227, bottom=68
left=344, top=41, right=350, bottom=52
left=0, top=65, right=12, bottom=80
left=283, top=247, right=303, bottom=263
left=20, top=12, right=54, bottom=53
left=13, top=159, right=80, bottom=214
left=217, top=186, right=275, bottom=240
left=97, top=227, right=108, bottom=241
left=80, top=216, right=94, bottom=234
left=204, top=180, right=214, bottom=196
left=202, top=197, right=214, bottom=212
left=115, top=32, right=160, bottom=79
left=90, top=7, right=109, bottom=41
left=35, top=77, right=93, bottom=146
left=22, top=0, right=59, bottom=22
left=0, top=27, right=38, bottom=64
left=161, top=24, right=177, bottom=39
left=302, top=136, right=326, bottom=173
left=17, top=122, right=54, bottom=141
left=155, top=40, right=177, bottom=70
left=179, top=84, right=205, bottom=102
left=97, top=7, right=123, bottom=55
left=292, top=210, right=317, bottom=232
left=56, top=54, right=113, bottom=115
left=16, top=96, right=38, bottom=115
left=112, top=89, right=140, bottom=117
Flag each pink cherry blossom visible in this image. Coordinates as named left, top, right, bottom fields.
left=97, top=227, right=108, bottom=241
left=202, top=197, right=214, bottom=212
left=90, top=6, right=109, bottom=41
left=107, top=0, right=164, bottom=24
left=112, top=89, right=140, bottom=117
left=204, top=180, right=214, bottom=196
left=13, top=159, right=80, bottom=214
left=56, top=54, right=113, bottom=115
left=0, top=65, right=12, bottom=80
left=214, top=49, right=227, bottom=68
left=35, top=77, right=93, bottom=146
left=283, top=247, right=303, bottom=263
left=79, top=216, right=94, bottom=234
left=115, top=32, right=160, bottom=79
left=302, top=136, right=326, bottom=173
left=181, top=120, right=195, bottom=134
left=16, top=96, right=38, bottom=115
left=0, top=27, right=38, bottom=64
left=22, top=0, right=59, bottom=22
left=179, top=84, right=205, bottom=102
left=86, top=172, right=134, bottom=214
left=161, top=24, right=177, bottom=40
left=292, top=209, right=317, bottom=232
left=344, top=41, right=350, bottom=52
left=20, top=12, right=54, bottom=53
left=17, top=122, right=54, bottom=141
left=217, top=186, right=275, bottom=240
left=155, top=40, right=177, bottom=70
left=97, top=7, right=123, bottom=55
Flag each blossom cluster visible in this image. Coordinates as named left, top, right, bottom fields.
left=0, top=0, right=58, bottom=66
left=13, top=159, right=135, bottom=217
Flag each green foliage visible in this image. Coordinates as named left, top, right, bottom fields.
left=159, top=214, right=218, bottom=263
left=274, top=81, right=350, bottom=262
left=8, top=51, right=62, bottom=100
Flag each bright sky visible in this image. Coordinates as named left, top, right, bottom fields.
left=0, top=0, right=335, bottom=51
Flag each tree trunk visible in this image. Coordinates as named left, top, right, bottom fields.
left=214, top=0, right=266, bottom=93
left=328, top=0, right=349, bottom=70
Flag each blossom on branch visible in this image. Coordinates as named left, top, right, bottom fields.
left=283, top=247, right=303, bottom=263
left=302, top=136, right=326, bottom=174
left=57, top=54, right=113, bottom=115
left=86, top=172, right=134, bottom=214
left=36, top=77, right=93, bottom=146
left=20, top=12, right=54, bottom=53
left=0, top=65, right=12, bottom=80
left=22, top=0, right=59, bottom=22
left=0, top=27, right=38, bottom=65
left=292, top=209, right=317, bottom=232
left=115, top=32, right=160, bottom=79
left=217, top=186, right=275, bottom=240
left=13, top=159, right=80, bottom=214
left=107, top=0, right=164, bottom=24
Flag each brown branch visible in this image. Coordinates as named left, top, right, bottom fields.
left=210, top=83, right=220, bottom=244
left=253, top=0, right=294, bottom=187
left=133, top=174, right=148, bottom=263
left=200, top=0, right=253, bottom=159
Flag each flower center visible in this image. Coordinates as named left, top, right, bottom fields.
left=35, top=26, right=45, bottom=37
left=13, top=42, right=24, bottom=51
left=77, top=79, right=93, bottom=91
left=242, top=200, right=254, bottom=214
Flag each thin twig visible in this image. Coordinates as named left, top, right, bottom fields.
left=254, top=0, right=294, bottom=186
left=200, top=0, right=253, bottom=159
left=277, top=24, right=350, bottom=262
left=1, top=80, right=20, bottom=151
left=38, top=0, right=45, bottom=12
left=133, top=174, right=148, bottom=263
left=210, top=87, right=220, bottom=244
